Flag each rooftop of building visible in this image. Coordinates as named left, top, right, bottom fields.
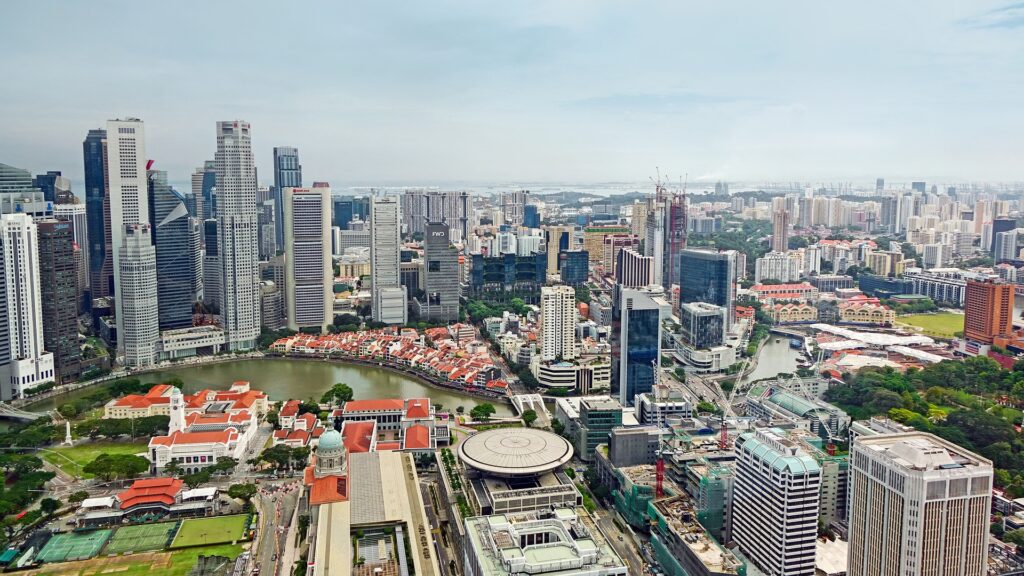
left=855, top=431, right=992, bottom=472
left=458, top=428, right=574, bottom=478
left=738, top=429, right=820, bottom=476
left=651, top=497, right=743, bottom=575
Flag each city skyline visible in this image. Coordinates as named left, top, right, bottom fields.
left=2, top=2, right=1024, bottom=186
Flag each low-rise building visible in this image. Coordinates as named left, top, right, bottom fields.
left=838, top=301, right=895, bottom=325
left=332, top=397, right=449, bottom=451
left=768, top=302, right=818, bottom=324
left=531, top=355, right=611, bottom=394
left=649, top=496, right=745, bottom=576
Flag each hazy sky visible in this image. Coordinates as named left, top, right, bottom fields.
left=2, top=1, right=1023, bottom=187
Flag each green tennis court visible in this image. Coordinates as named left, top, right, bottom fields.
left=105, top=522, right=179, bottom=554
left=170, top=515, right=249, bottom=548
left=36, top=530, right=112, bottom=563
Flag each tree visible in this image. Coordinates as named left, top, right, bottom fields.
left=321, top=383, right=354, bottom=405
left=164, top=460, right=182, bottom=477
left=522, top=410, right=537, bottom=427
left=182, top=469, right=212, bottom=489
left=68, top=491, right=90, bottom=504
left=58, top=403, right=78, bottom=418
left=456, top=406, right=465, bottom=414
left=470, top=403, right=496, bottom=422
left=82, top=454, right=150, bottom=481
left=574, top=285, right=591, bottom=304
left=227, top=483, right=258, bottom=502
left=266, top=409, right=280, bottom=428
left=212, top=457, right=238, bottom=475
left=40, top=498, right=61, bottom=517
left=1005, top=528, right=1024, bottom=548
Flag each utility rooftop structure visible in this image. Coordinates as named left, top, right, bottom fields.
left=459, top=428, right=574, bottom=478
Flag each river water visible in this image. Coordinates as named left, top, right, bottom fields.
left=26, top=358, right=513, bottom=416
left=744, top=336, right=804, bottom=383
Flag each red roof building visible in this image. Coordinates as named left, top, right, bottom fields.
left=117, top=478, right=184, bottom=510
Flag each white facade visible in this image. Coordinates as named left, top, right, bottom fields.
left=52, top=202, right=89, bottom=288
left=539, top=285, right=578, bottom=361
left=0, top=214, right=54, bottom=399
left=755, top=251, right=801, bottom=283
left=119, top=224, right=159, bottom=367
left=107, top=118, right=150, bottom=357
left=848, top=432, right=992, bottom=576
left=731, top=429, right=821, bottom=576
left=370, top=198, right=407, bottom=325
left=284, top=187, right=332, bottom=333
left=215, top=121, right=260, bottom=350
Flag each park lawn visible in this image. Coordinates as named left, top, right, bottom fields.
left=171, top=515, right=249, bottom=548
left=897, top=312, right=965, bottom=338
left=42, top=441, right=150, bottom=478
left=30, top=544, right=243, bottom=576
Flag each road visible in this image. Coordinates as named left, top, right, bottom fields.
left=418, top=472, right=457, bottom=576
left=253, top=480, right=302, bottom=576
left=590, top=505, right=644, bottom=575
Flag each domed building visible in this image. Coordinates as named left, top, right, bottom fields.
left=314, top=429, right=346, bottom=478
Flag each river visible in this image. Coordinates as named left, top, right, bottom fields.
left=743, top=336, right=804, bottom=383
left=25, top=358, right=513, bottom=416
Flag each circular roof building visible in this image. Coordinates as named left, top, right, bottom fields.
left=458, top=428, right=573, bottom=478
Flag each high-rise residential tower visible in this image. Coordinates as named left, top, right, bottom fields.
left=771, top=209, right=790, bottom=252
left=539, top=285, right=577, bottom=362
left=731, top=429, right=821, bottom=576
left=216, top=121, right=261, bottom=350
left=83, top=128, right=113, bottom=299
left=963, top=278, right=1013, bottom=344
left=272, top=146, right=302, bottom=250
left=118, top=224, right=158, bottom=367
left=848, top=432, right=992, bottom=576
left=370, top=198, right=407, bottom=325
left=149, top=169, right=197, bottom=330
left=500, top=190, right=528, bottom=226
left=284, top=186, right=332, bottom=333
left=418, top=221, right=459, bottom=322
left=0, top=214, right=55, bottom=399
left=37, top=219, right=81, bottom=383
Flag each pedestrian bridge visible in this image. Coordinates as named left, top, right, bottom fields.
left=510, top=394, right=548, bottom=416
left=0, top=403, right=46, bottom=421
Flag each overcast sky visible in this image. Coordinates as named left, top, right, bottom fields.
left=2, top=1, right=1023, bottom=187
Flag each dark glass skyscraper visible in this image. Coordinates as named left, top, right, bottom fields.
left=523, top=204, right=540, bottom=228
left=333, top=198, right=353, bottom=230
left=611, top=287, right=662, bottom=406
left=272, top=146, right=302, bottom=249
left=83, top=129, right=112, bottom=299
left=37, top=219, right=81, bottom=383
left=679, top=248, right=736, bottom=327
left=33, top=171, right=72, bottom=203
left=559, top=250, right=589, bottom=286
left=417, top=222, right=459, bottom=322
left=149, top=170, right=196, bottom=330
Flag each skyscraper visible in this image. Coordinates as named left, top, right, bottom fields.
left=500, top=190, right=528, bottom=226
left=559, top=251, right=589, bottom=286
left=731, top=429, right=821, bottom=576
left=32, top=171, right=73, bottom=204
left=611, top=286, right=663, bottom=406
left=539, top=285, right=577, bottom=362
left=202, top=219, right=220, bottom=311
left=771, top=209, right=790, bottom=252
left=216, top=121, right=261, bottom=350
left=523, top=204, right=540, bottom=228
left=148, top=169, right=197, bottom=330
left=615, top=248, right=653, bottom=288
left=332, top=197, right=353, bottom=230
left=118, top=224, right=158, bottom=367
left=284, top=186, right=332, bottom=333
left=678, top=302, right=726, bottom=350
left=191, top=161, right=216, bottom=224
left=106, top=118, right=150, bottom=358
left=679, top=249, right=737, bottom=327
left=963, top=279, right=1013, bottom=344
left=990, top=217, right=1016, bottom=254
left=83, top=128, right=113, bottom=299
left=0, top=214, right=55, bottom=399
left=37, top=219, right=80, bottom=383
left=418, top=221, right=459, bottom=322
left=848, top=432, right=992, bottom=576
left=53, top=202, right=90, bottom=302
left=370, top=198, right=407, bottom=325
left=272, top=146, right=302, bottom=250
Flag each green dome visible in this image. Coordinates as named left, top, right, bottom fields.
left=319, top=429, right=343, bottom=451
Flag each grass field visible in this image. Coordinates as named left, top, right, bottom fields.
left=29, top=544, right=243, bottom=576
left=171, top=515, right=249, bottom=548
left=897, top=312, right=965, bottom=338
left=42, top=441, right=150, bottom=478
left=36, top=530, right=112, bottom=563
left=104, top=522, right=179, bottom=554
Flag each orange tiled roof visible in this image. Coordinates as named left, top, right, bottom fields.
left=342, top=421, right=376, bottom=453
left=404, top=425, right=430, bottom=450
left=405, top=399, right=430, bottom=419
left=117, top=477, right=183, bottom=510
left=150, top=429, right=235, bottom=447
left=343, top=399, right=404, bottom=412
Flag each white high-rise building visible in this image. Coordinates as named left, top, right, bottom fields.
left=370, top=198, right=407, bottom=325
left=848, top=432, right=992, bottom=576
left=118, top=224, right=159, bottom=367
left=106, top=118, right=150, bottom=357
left=0, top=214, right=54, bottom=399
left=755, top=251, right=801, bottom=283
left=284, top=186, right=332, bottom=333
left=731, top=429, right=821, bottom=576
left=539, top=286, right=577, bottom=362
left=215, top=121, right=260, bottom=350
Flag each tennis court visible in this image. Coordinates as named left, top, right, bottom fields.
left=170, top=515, right=249, bottom=548
left=105, top=522, right=179, bottom=554
left=36, top=530, right=112, bottom=563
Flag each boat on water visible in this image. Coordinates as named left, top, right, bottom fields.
left=775, top=338, right=781, bottom=343
left=789, top=338, right=803, bottom=349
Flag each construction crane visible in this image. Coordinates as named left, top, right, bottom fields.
left=655, top=455, right=665, bottom=498
left=719, top=412, right=729, bottom=451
